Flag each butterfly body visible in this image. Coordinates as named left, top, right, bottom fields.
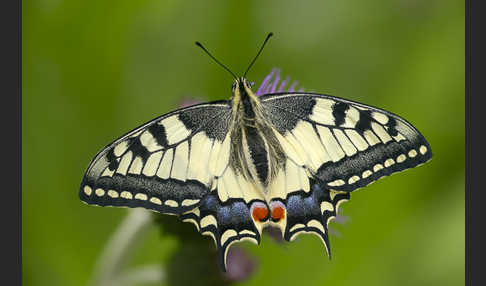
left=80, top=76, right=432, bottom=271
left=230, top=77, right=285, bottom=191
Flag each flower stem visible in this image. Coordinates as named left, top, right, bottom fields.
left=87, top=208, right=162, bottom=286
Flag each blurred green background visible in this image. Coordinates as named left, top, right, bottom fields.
left=23, top=0, right=464, bottom=285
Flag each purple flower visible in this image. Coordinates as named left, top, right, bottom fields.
left=256, top=68, right=305, bottom=96
left=263, top=226, right=285, bottom=243
left=224, top=247, right=258, bottom=282
left=328, top=211, right=350, bottom=238
left=179, top=97, right=204, bottom=108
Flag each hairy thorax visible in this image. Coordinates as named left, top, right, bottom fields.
left=229, top=83, right=285, bottom=193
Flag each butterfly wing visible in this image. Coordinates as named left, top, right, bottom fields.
left=180, top=183, right=265, bottom=271
left=261, top=92, right=432, bottom=191
left=280, top=180, right=350, bottom=257
left=261, top=92, right=432, bottom=253
left=79, top=101, right=233, bottom=215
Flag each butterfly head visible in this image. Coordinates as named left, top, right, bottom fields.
left=232, top=77, right=254, bottom=93
left=231, top=77, right=260, bottom=113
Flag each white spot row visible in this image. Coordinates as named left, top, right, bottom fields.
left=198, top=216, right=256, bottom=245
left=289, top=219, right=326, bottom=235
left=288, top=219, right=329, bottom=243
left=82, top=186, right=200, bottom=208
left=327, top=145, right=428, bottom=186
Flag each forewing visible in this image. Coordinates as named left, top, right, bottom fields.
left=261, top=93, right=432, bottom=192
left=79, top=101, right=232, bottom=215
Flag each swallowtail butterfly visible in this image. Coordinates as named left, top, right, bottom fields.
left=79, top=33, right=432, bottom=271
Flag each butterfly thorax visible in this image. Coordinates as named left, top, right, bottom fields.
left=229, top=78, right=285, bottom=192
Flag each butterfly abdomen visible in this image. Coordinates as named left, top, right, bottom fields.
left=242, top=125, right=270, bottom=184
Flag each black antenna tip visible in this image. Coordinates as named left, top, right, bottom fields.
left=195, top=40, right=237, bottom=79
left=243, top=32, right=275, bottom=77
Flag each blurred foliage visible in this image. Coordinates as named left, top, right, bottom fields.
left=23, top=0, right=464, bottom=285
left=154, top=215, right=227, bottom=286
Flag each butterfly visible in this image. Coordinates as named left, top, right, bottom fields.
left=79, top=33, right=432, bottom=271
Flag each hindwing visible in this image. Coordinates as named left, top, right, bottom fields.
left=79, top=101, right=232, bottom=215
left=281, top=179, right=350, bottom=257
left=266, top=161, right=350, bottom=258
left=180, top=164, right=267, bottom=271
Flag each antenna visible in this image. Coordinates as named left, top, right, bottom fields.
left=243, top=32, right=273, bottom=77
left=195, top=41, right=238, bottom=80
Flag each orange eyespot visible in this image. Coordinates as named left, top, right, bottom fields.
left=270, top=201, right=286, bottom=222
left=251, top=202, right=269, bottom=222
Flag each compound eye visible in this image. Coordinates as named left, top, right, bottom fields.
left=231, top=82, right=237, bottom=91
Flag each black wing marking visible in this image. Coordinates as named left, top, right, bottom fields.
left=260, top=93, right=432, bottom=192
left=179, top=161, right=266, bottom=272
left=79, top=101, right=232, bottom=215
left=180, top=193, right=262, bottom=272
left=278, top=179, right=350, bottom=257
